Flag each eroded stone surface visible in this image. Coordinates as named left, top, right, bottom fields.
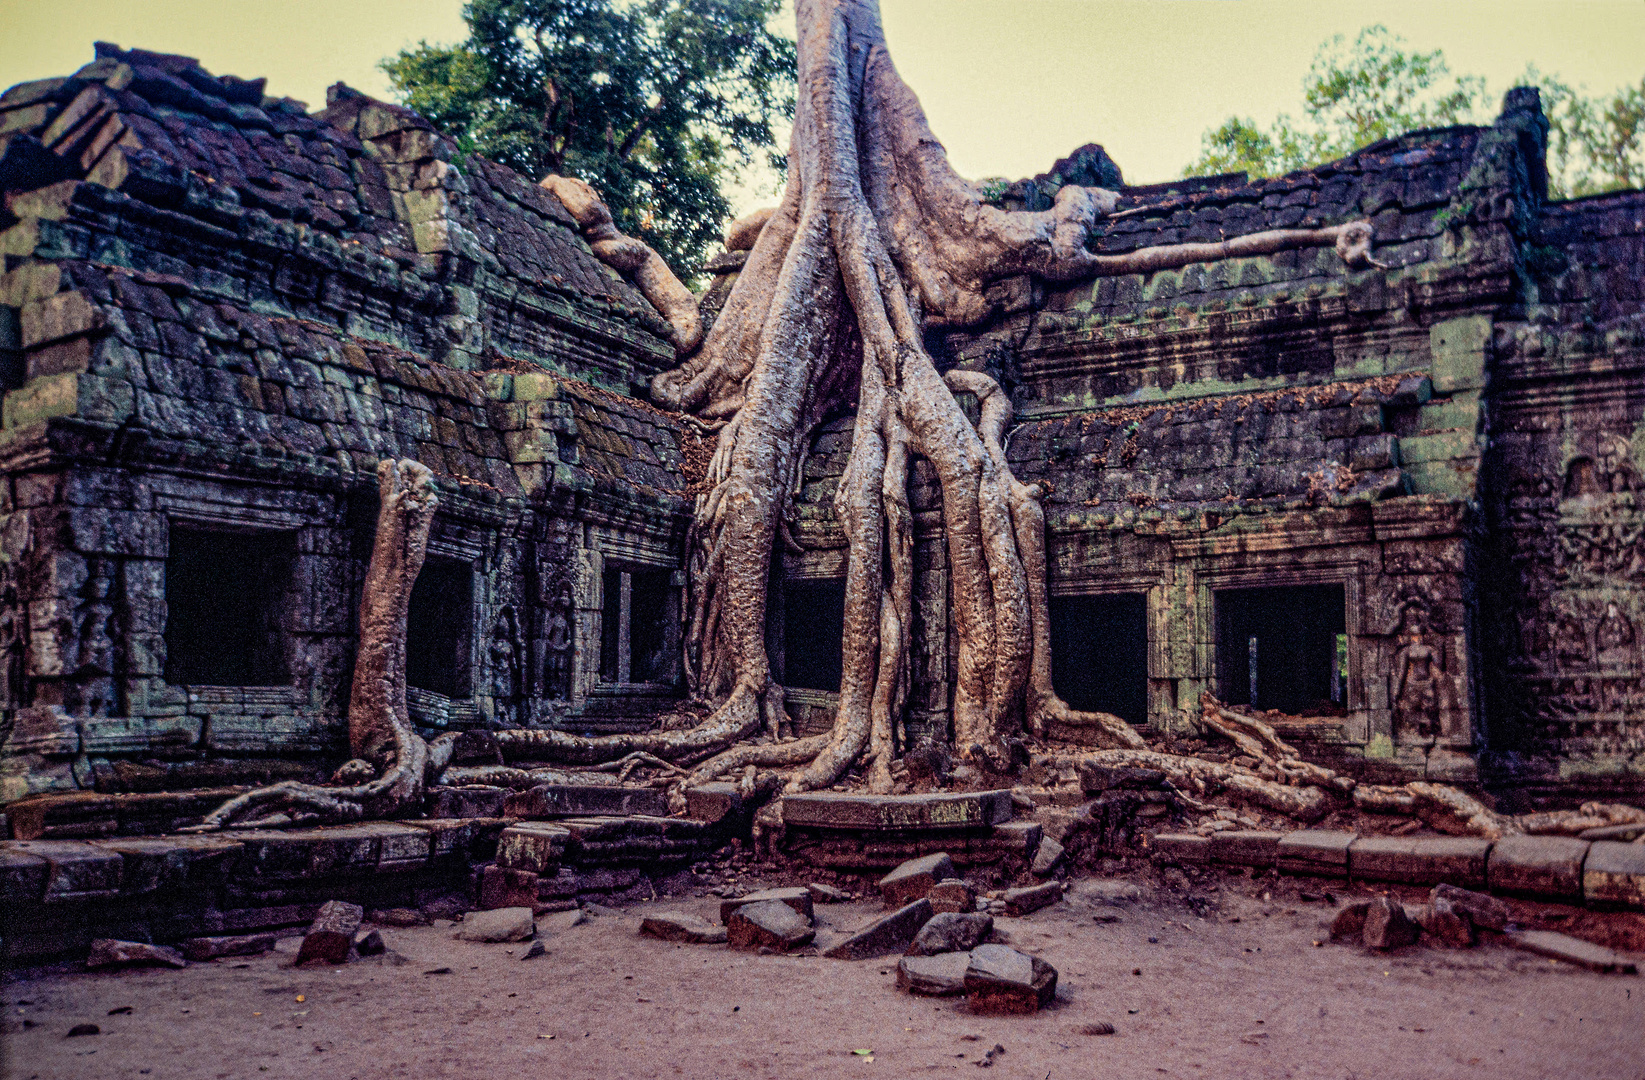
left=906, top=912, right=993, bottom=957
left=454, top=907, right=535, bottom=943
left=880, top=853, right=955, bottom=907
left=727, top=900, right=813, bottom=951
left=822, top=899, right=933, bottom=960
left=964, top=944, right=1057, bottom=1014
left=641, top=911, right=728, bottom=944
left=897, top=952, right=971, bottom=995
left=86, top=938, right=186, bottom=970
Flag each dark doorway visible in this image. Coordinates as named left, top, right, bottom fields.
left=164, top=526, right=293, bottom=686
left=1216, top=583, right=1347, bottom=714
left=600, top=565, right=680, bottom=685
left=782, top=577, right=846, bottom=692
left=1049, top=592, right=1149, bottom=723
left=407, top=556, right=474, bottom=698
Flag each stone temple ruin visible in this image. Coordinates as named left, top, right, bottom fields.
left=0, top=43, right=1641, bottom=970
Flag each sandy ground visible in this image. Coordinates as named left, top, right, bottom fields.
left=4, top=870, right=1643, bottom=1080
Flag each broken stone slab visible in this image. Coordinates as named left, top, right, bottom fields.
left=1349, top=836, right=1490, bottom=888
left=727, top=899, right=815, bottom=951
left=1329, top=900, right=1372, bottom=940
left=1276, top=830, right=1356, bottom=877
left=927, top=879, right=976, bottom=914
left=1080, top=879, right=1142, bottom=905
left=1003, top=881, right=1062, bottom=917
left=537, top=907, right=586, bottom=935
left=641, top=911, right=728, bottom=945
left=1030, top=836, right=1065, bottom=877
left=684, top=782, right=744, bottom=824
left=906, top=912, right=993, bottom=957
left=355, top=929, right=386, bottom=957
left=86, top=939, right=187, bottom=970
left=719, top=886, right=814, bottom=925
left=494, top=822, right=570, bottom=875
left=1578, top=823, right=1645, bottom=843
left=1148, top=833, right=1211, bottom=865
left=369, top=908, right=430, bottom=928
left=822, top=898, right=934, bottom=960
left=502, top=783, right=669, bottom=819
left=1582, top=841, right=1645, bottom=909
left=964, top=944, right=1057, bottom=1014
left=1504, top=930, right=1639, bottom=974
left=455, top=906, right=536, bottom=943
left=478, top=864, right=540, bottom=910
left=783, top=790, right=1014, bottom=831
left=897, top=952, right=971, bottom=995
left=1210, top=830, right=1285, bottom=868
left=179, top=932, right=276, bottom=962
left=1361, top=896, right=1419, bottom=950
left=1487, top=835, right=1589, bottom=899
left=1431, top=883, right=1509, bottom=932
left=1416, top=896, right=1474, bottom=948
left=880, top=853, right=956, bottom=907
left=807, top=882, right=850, bottom=904
left=295, top=900, right=364, bottom=965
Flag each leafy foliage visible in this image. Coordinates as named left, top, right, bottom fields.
left=384, top=0, right=795, bottom=276
left=1185, top=25, right=1643, bottom=200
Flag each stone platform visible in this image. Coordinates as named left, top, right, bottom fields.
left=778, top=789, right=1045, bottom=871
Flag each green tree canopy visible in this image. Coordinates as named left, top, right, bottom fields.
left=384, top=0, right=796, bottom=276
left=1185, top=25, right=1643, bottom=200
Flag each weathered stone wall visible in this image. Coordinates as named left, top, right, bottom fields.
left=0, top=46, right=695, bottom=804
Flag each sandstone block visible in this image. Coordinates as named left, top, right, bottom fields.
left=10, top=839, right=122, bottom=902
left=964, top=944, right=1057, bottom=1014
left=807, top=882, right=851, bottom=904
left=684, top=782, right=744, bottom=823
left=1487, top=835, right=1589, bottom=899
left=502, top=783, right=668, bottom=819
left=179, top=933, right=275, bottom=962
left=1349, top=836, right=1490, bottom=888
left=880, top=852, right=955, bottom=906
left=1431, top=883, right=1508, bottom=932
left=1505, top=930, right=1639, bottom=973
left=1361, top=896, right=1419, bottom=949
left=1030, top=836, right=1065, bottom=876
left=424, top=786, right=507, bottom=819
left=478, top=864, right=539, bottom=910
left=783, top=790, right=1013, bottom=831
left=640, top=911, right=727, bottom=945
left=1416, top=897, right=1473, bottom=947
left=719, top=886, right=814, bottom=925
left=897, top=952, right=971, bottom=995
left=822, top=899, right=934, bottom=960
left=1329, top=900, right=1372, bottom=940
left=296, top=900, right=364, bottom=964
left=1003, top=881, right=1062, bottom=916
left=927, top=879, right=975, bottom=914
left=86, top=939, right=186, bottom=970
left=1276, top=830, right=1355, bottom=877
left=1148, top=833, right=1210, bottom=865
left=906, top=912, right=992, bottom=957
left=727, top=899, right=814, bottom=951
left=495, top=823, right=569, bottom=875
left=1210, top=829, right=1284, bottom=868
left=455, top=906, right=535, bottom=943
left=1583, top=841, right=1645, bottom=909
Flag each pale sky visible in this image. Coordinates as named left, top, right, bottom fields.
left=2, top=0, right=1641, bottom=214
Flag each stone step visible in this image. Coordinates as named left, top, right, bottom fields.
left=501, top=783, right=670, bottom=819
left=782, top=789, right=1014, bottom=831
left=5, top=787, right=254, bottom=840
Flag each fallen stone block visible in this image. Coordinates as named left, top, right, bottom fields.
left=1349, top=836, right=1490, bottom=888
left=1578, top=823, right=1645, bottom=843
left=641, top=911, right=728, bottom=945
left=684, top=782, right=744, bottom=824
left=455, top=906, right=536, bottom=943
left=1361, top=896, right=1419, bottom=950
left=1030, top=836, right=1065, bottom=876
left=179, top=933, right=276, bottom=962
left=987, top=820, right=1044, bottom=864
left=1504, top=930, right=1639, bottom=974
left=880, top=852, right=955, bottom=907
left=1210, top=830, right=1284, bottom=868
left=784, top=790, right=1013, bottom=831
left=355, top=930, right=386, bottom=957
left=369, top=908, right=430, bottom=927
left=1583, top=841, right=1645, bottom=909
left=537, top=907, right=585, bottom=935
left=1416, top=897, right=1473, bottom=947
left=727, top=899, right=814, bottom=951
left=906, top=912, right=992, bottom=957
left=897, top=952, right=972, bottom=995
left=807, top=882, right=850, bottom=904
left=927, top=879, right=975, bottom=914
left=1148, top=833, right=1210, bottom=865
left=503, top=783, right=669, bottom=819
left=478, top=864, right=540, bottom=910
left=86, top=939, right=187, bottom=970
left=1329, top=900, right=1372, bottom=940
left=495, top=823, right=570, bottom=875
left=1276, top=830, right=1355, bottom=877
left=823, top=899, right=934, bottom=960
left=295, top=900, right=364, bottom=965
left=965, top=944, right=1057, bottom=1014
left=1486, top=835, right=1589, bottom=899
left=1003, top=881, right=1061, bottom=916
left=719, top=886, right=814, bottom=925
left=1431, top=883, right=1508, bottom=932
left=1081, top=879, right=1142, bottom=905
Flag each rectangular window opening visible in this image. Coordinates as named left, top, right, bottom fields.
left=164, top=526, right=294, bottom=687
left=406, top=555, right=474, bottom=698
left=1216, top=583, right=1347, bottom=715
left=782, top=577, right=846, bottom=692
left=600, top=564, right=680, bottom=686
left=1049, top=592, right=1149, bottom=724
